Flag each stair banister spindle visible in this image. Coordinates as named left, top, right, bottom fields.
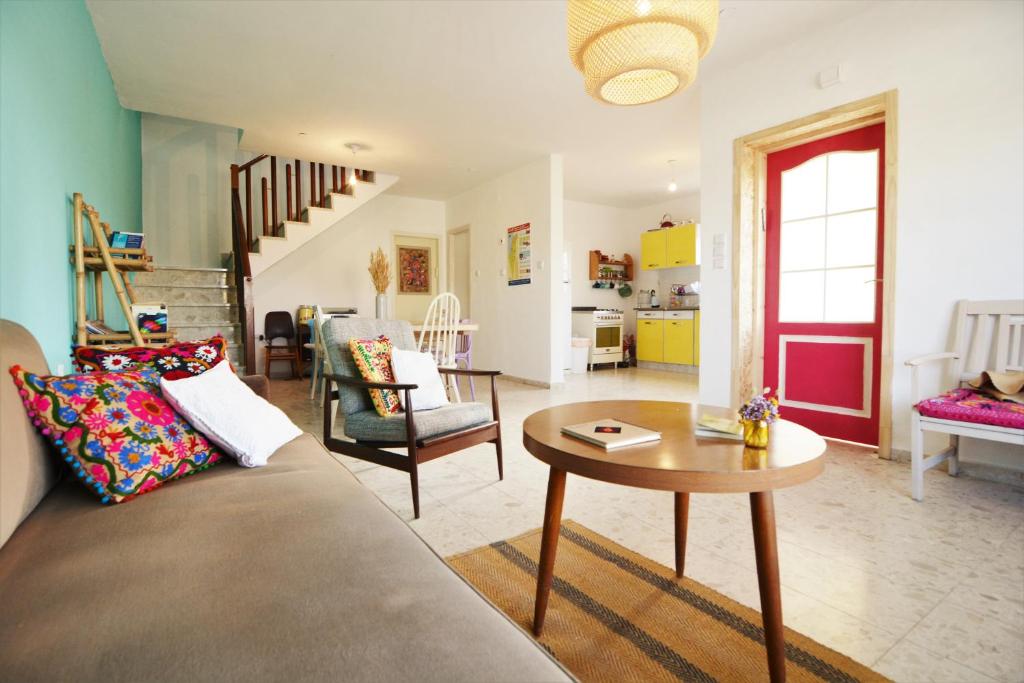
left=340, top=166, right=347, bottom=194
left=261, top=177, right=270, bottom=236
left=270, top=156, right=279, bottom=233
left=318, top=163, right=325, bottom=206
left=332, top=165, right=339, bottom=193
left=286, top=164, right=293, bottom=222
left=294, top=159, right=302, bottom=217
left=244, top=167, right=253, bottom=249
left=309, top=161, right=316, bottom=208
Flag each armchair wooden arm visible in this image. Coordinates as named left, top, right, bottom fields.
left=323, top=372, right=418, bottom=391
left=436, top=367, right=502, bottom=377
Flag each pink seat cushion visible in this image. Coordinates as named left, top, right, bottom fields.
left=916, top=388, right=1024, bottom=429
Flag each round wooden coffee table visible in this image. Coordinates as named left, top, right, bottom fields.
left=523, top=400, right=826, bottom=683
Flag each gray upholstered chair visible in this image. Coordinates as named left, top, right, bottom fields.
left=321, top=318, right=503, bottom=518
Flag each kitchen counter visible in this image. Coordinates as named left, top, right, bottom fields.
left=633, top=306, right=700, bottom=311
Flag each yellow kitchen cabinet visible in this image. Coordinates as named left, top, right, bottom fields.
left=666, top=224, right=698, bottom=267
left=664, top=318, right=695, bottom=365
left=694, top=311, right=700, bottom=366
left=640, top=230, right=667, bottom=270
left=637, top=319, right=664, bottom=362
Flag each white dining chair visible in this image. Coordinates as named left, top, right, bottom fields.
left=417, top=293, right=462, bottom=401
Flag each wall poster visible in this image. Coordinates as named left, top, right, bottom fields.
left=397, top=246, right=431, bottom=293
left=506, top=222, right=531, bottom=286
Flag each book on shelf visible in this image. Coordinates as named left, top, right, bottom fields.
left=84, top=320, right=116, bottom=335
left=131, top=303, right=168, bottom=334
left=561, top=419, right=661, bottom=450
left=695, top=414, right=744, bottom=441
left=110, top=231, right=145, bottom=251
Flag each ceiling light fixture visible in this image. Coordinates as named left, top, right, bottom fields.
left=567, top=0, right=719, bottom=106
left=345, top=142, right=365, bottom=185
left=667, top=159, right=678, bottom=193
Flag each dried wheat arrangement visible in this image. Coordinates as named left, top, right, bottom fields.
left=368, top=247, right=391, bottom=294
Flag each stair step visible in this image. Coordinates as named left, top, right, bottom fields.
left=173, top=322, right=241, bottom=344
left=134, top=266, right=231, bottom=288
left=167, top=303, right=239, bottom=324
left=133, top=284, right=236, bottom=305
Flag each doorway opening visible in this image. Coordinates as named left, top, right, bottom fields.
left=732, top=91, right=897, bottom=456
left=447, top=226, right=470, bottom=319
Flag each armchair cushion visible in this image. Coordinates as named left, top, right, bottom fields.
left=348, top=336, right=401, bottom=416
left=323, top=319, right=417, bottom=416
left=916, top=388, right=1024, bottom=429
left=344, top=402, right=493, bottom=443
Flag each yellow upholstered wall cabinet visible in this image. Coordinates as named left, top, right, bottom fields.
left=640, top=230, right=667, bottom=270
left=637, top=319, right=664, bottom=362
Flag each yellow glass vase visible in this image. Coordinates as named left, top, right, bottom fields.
left=742, top=420, right=770, bottom=449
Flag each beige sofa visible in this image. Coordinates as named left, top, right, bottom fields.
left=0, top=320, right=571, bottom=682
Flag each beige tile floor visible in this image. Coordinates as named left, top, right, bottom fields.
left=271, top=368, right=1024, bottom=683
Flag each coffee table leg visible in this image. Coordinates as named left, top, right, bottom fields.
left=674, top=492, right=689, bottom=578
left=750, top=491, right=786, bottom=683
left=533, top=467, right=567, bottom=637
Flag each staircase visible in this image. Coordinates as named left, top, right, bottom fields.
left=133, top=266, right=246, bottom=372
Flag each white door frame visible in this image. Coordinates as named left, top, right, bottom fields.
left=447, top=224, right=470, bottom=317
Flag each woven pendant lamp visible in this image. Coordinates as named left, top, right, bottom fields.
left=568, top=0, right=719, bottom=106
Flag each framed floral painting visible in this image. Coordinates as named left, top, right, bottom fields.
left=398, top=246, right=431, bottom=294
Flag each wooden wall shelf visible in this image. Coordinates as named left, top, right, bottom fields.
left=589, top=250, right=634, bottom=282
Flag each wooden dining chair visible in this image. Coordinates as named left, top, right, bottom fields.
left=417, top=293, right=462, bottom=401
left=263, top=311, right=301, bottom=379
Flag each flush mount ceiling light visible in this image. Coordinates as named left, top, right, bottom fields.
left=345, top=142, right=366, bottom=184
left=568, top=0, right=719, bottom=106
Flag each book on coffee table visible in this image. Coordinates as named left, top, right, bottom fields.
left=561, top=419, right=661, bottom=450
left=695, top=414, right=744, bottom=440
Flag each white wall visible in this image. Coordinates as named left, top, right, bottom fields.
left=446, top=155, right=565, bottom=385
left=253, top=194, right=446, bottom=373
left=141, top=113, right=253, bottom=268
left=698, top=1, right=1024, bottom=466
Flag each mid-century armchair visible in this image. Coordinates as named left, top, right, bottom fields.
left=320, top=318, right=502, bottom=518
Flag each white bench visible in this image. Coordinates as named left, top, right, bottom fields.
left=906, top=299, right=1024, bottom=501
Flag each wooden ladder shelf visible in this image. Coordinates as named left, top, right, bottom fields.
left=70, top=192, right=174, bottom=348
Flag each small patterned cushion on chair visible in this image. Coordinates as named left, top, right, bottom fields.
left=916, top=388, right=1024, bottom=430
left=349, top=336, right=402, bottom=416
left=8, top=366, right=223, bottom=504
left=73, top=336, right=231, bottom=381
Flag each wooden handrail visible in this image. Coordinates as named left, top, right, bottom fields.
left=236, top=154, right=268, bottom=173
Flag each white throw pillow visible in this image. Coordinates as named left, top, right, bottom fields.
left=391, top=348, right=450, bottom=412
left=160, top=360, right=301, bottom=467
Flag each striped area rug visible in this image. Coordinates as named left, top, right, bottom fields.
left=447, top=521, right=888, bottom=683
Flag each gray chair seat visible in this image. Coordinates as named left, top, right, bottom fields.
left=344, top=402, right=493, bottom=443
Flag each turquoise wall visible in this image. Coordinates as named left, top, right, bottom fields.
left=1, top=0, right=141, bottom=370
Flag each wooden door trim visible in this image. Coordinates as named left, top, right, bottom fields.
left=731, top=90, right=898, bottom=457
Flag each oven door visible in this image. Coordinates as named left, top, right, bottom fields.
left=594, top=324, right=622, bottom=353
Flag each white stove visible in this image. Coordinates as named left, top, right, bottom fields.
left=571, top=308, right=624, bottom=369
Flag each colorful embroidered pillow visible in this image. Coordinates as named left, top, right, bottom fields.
left=9, top=366, right=223, bottom=504
left=73, top=336, right=231, bottom=381
left=917, top=388, right=1024, bottom=430
left=348, top=336, right=401, bottom=416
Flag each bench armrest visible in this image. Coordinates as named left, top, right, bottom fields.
left=324, top=373, right=418, bottom=391
left=905, top=352, right=958, bottom=367
left=240, top=374, right=269, bottom=399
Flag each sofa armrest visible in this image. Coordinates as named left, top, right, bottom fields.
left=240, top=374, right=270, bottom=399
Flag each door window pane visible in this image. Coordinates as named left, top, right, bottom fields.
left=781, top=155, right=826, bottom=221
left=780, top=218, right=825, bottom=272
left=824, top=267, right=875, bottom=322
left=826, top=210, right=876, bottom=268
left=827, top=150, right=878, bottom=214
left=780, top=271, right=825, bottom=322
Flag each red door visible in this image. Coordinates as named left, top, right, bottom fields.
left=763, top=124, right=884, bottom=445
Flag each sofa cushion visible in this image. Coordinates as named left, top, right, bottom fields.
left=0, top=321, right=59, bottom=550
left=344, top=402, right=493, bottom=443
left=323, top=318, right=416, bottom=416
left=9, top=366, right=223, bottom=504
left=0, top=434, right=570, bottom=682
left=73, top=335, right=231, bottom=380
left=917, top=388, right=1024, bottom=429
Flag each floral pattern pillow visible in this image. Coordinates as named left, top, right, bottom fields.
left=73, top=336, right=231, bottom=381
left=9, top=366, right=223, bottom=504
left=349, top=336, right=401, bottom=416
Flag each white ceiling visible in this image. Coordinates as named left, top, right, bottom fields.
left=88, top=0, right=874, bottom=207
